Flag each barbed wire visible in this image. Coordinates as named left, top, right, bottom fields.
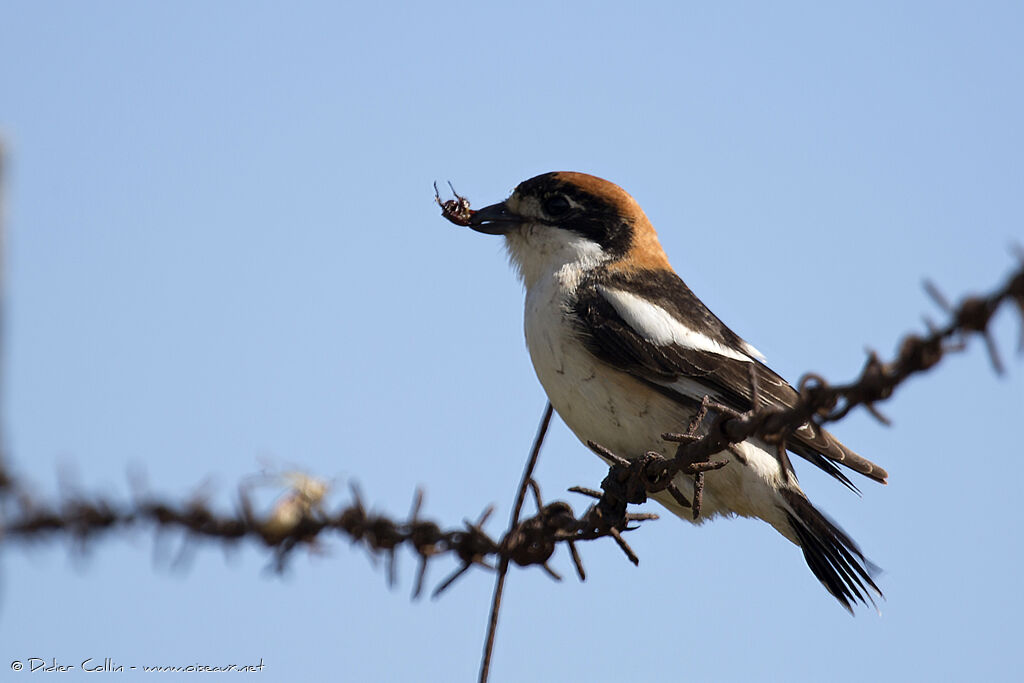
left=0, top=456, right=656, bottom=592
left=471, top=254, right=1024, bottom=682
left=576, top=258, right=1024, bottom=526
left=0, top=203, right=1021, bottom=682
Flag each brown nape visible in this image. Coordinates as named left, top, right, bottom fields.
left=549, top=172, right=673, bottom=272
left=612, top=215, right=672, bottom=272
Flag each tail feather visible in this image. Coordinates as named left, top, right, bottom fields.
left=781, top=489, right=882, bottom=613
left=791, top=421, right=889, bottom=486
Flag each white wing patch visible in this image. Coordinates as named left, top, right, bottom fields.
left=741, top=340, right=766, bottom=361
left=597, top=286, right=754, bottom=362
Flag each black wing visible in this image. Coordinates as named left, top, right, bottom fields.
left=571, top=268, right=888, bottom=488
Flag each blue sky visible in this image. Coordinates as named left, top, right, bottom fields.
left=2, top=2, right=1022, bottom=681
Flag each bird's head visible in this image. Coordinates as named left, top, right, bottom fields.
left=468, top=172, right=671, bottom=287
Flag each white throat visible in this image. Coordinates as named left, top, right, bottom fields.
left=503, top=223, right=611, bottom=291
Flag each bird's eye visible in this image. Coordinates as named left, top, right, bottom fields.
left=542, top=194, right=571, bottom=217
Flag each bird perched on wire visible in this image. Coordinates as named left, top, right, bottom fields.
left=451, top=171, right=888, bottom=611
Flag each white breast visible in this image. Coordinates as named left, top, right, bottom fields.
left=520, top=265, right=795, bottom=537
left=523, top=266, right=678, bottom=459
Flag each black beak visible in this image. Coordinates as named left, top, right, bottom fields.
left=468, top=201, right=519, bottom=235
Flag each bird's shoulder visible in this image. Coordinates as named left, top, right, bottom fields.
left=567, top=265, right=799, bottom=423
left=569, top=265, right=762, bottom=367
left=567, top=265, right=887, bottom=487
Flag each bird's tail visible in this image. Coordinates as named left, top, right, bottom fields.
left=780, top=488, right=882, bottom=613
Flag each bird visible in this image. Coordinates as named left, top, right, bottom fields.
left=456, top=171, right=888, bottom=611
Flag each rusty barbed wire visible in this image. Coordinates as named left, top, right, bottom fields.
left=0, top=259, right=1021, bottom=592
left=471, top=255, right=1023, bottom=683
left=558, top=258, right=1024, bottom=531
left=0, top=260, right=1019, bottom=577
left=0, top=461, right=656, bottom=595
left=1, top=182, right=1022, bottom=682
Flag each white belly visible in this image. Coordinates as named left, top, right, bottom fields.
left=522, top=275, right=796, bottom=538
